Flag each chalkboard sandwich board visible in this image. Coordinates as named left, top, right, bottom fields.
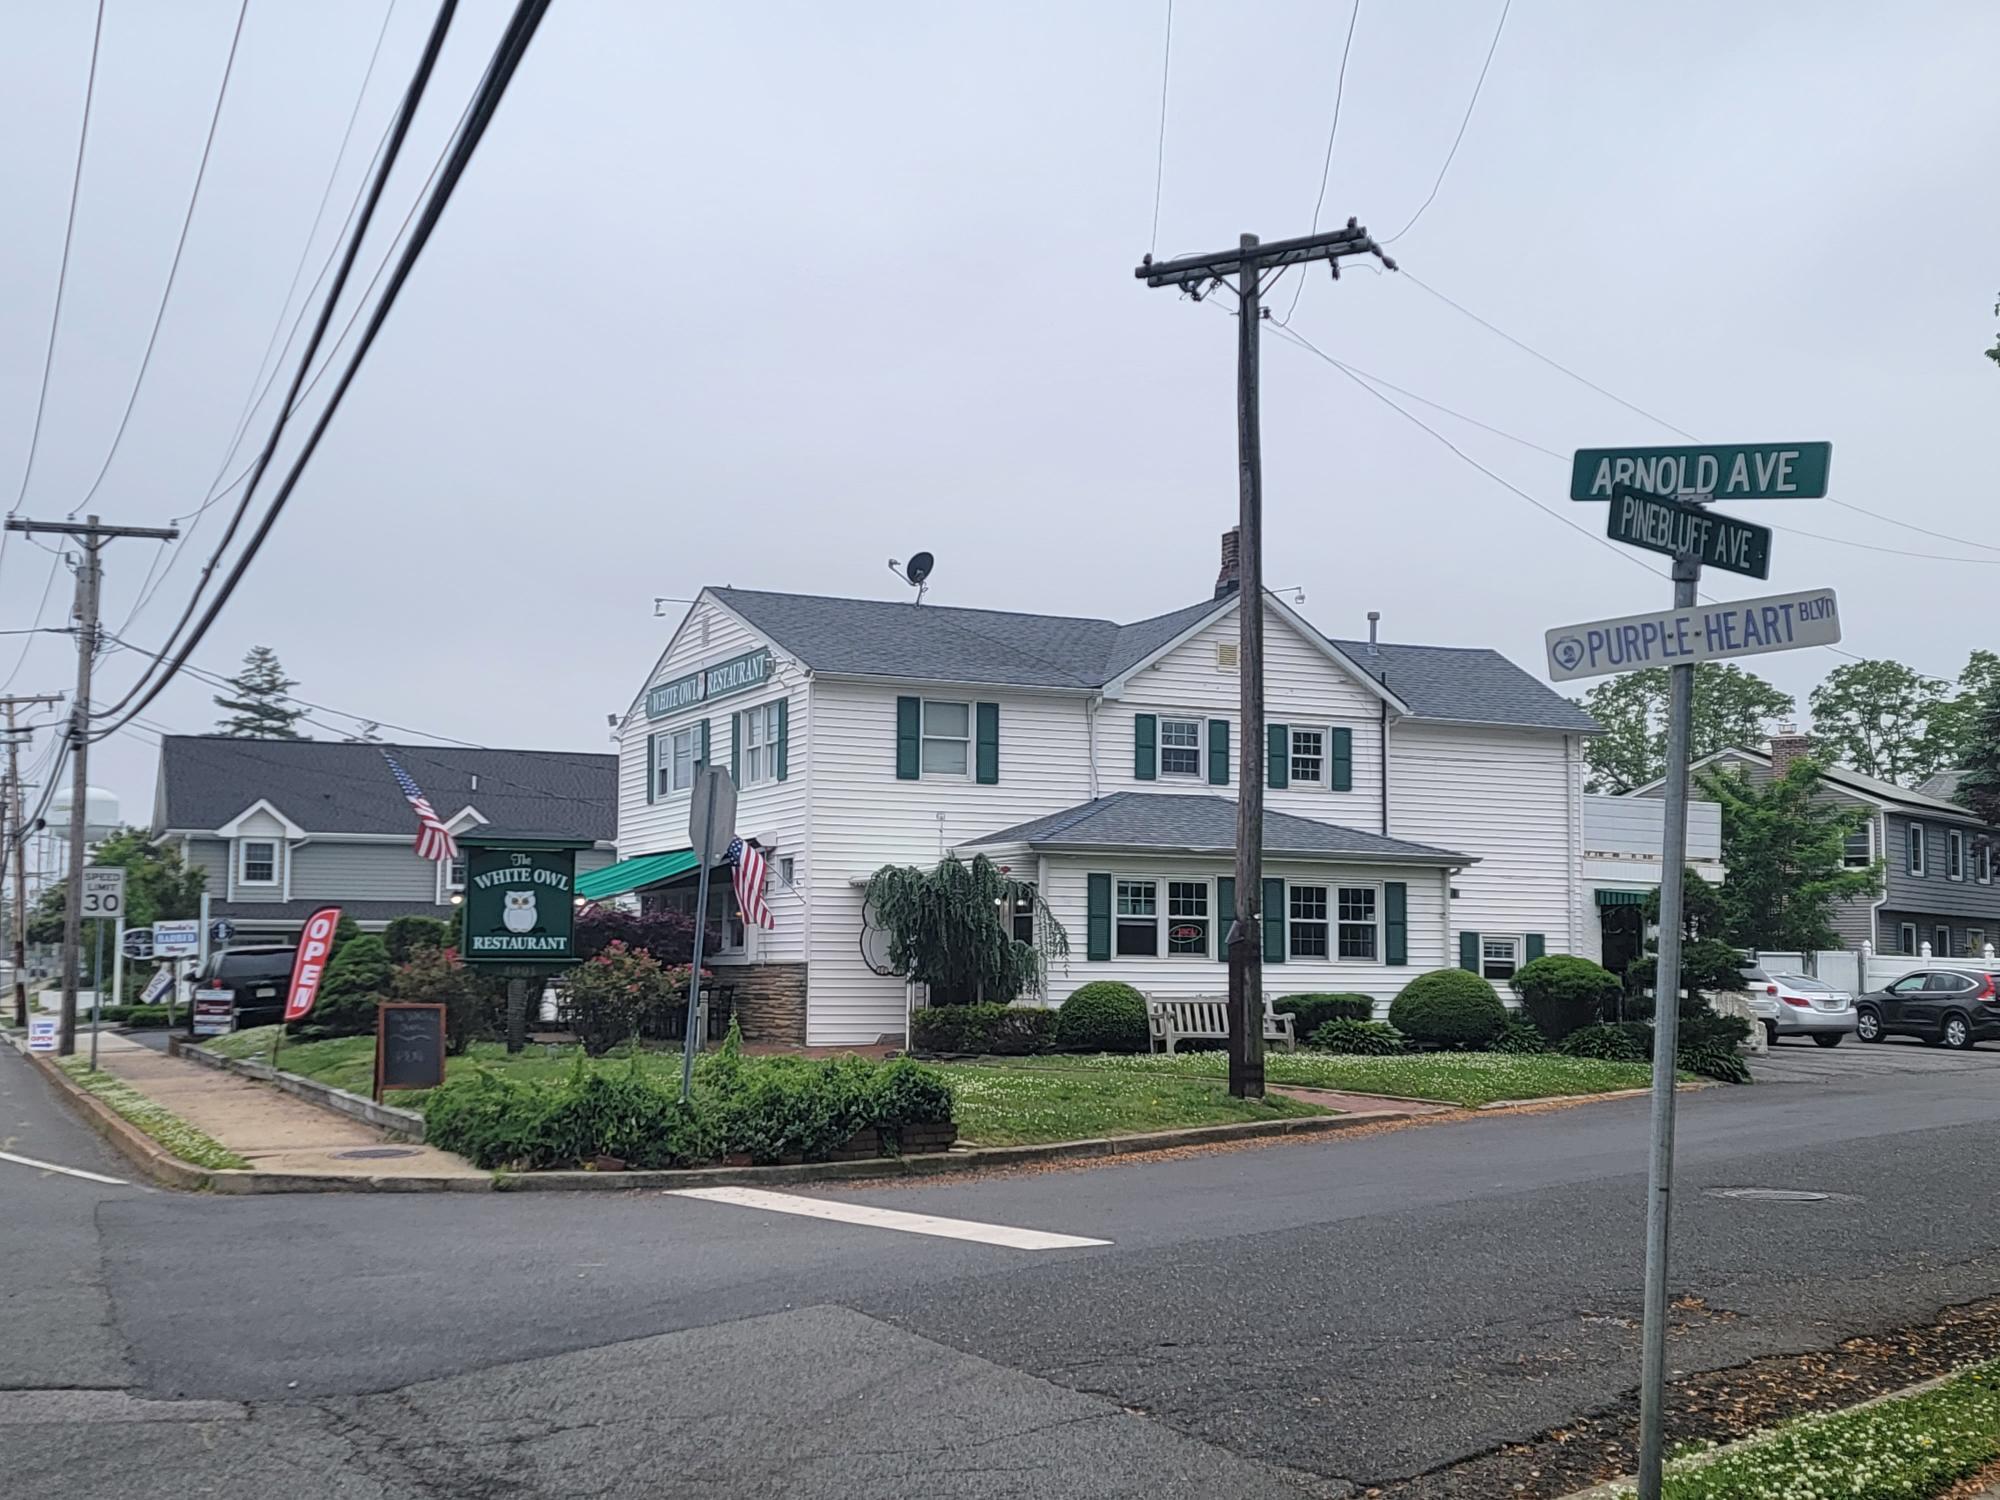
left=375, top=1003, right=447, bottom=1101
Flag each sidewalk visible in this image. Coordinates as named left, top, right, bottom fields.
left=85, top=1032, right=481, bottom=1180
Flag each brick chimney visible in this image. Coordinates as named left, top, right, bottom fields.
left=1214, top=527, right=1241, bottom=598
left=1769, top=723, right=1811, bottom=776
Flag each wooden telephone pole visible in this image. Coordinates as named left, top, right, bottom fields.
left=1134, top=222, right=1395, bottom=1099
left=1, top=694, right=64, bottom=1027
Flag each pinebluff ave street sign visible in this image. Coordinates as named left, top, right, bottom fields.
left=1606, top=485, right=1771, bottom=580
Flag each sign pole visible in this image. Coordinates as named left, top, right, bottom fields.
left=1636, top=542, right=1701, bottom=1499
left=111, top=913, right=124, bottom=1041
left=89, top=917, right=105, bottom=1071
left=681, top=793, right=717, bottom=1105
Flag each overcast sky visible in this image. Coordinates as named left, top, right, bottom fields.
left=2, top=0, right=1996, bottom=827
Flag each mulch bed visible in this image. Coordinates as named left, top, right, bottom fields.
left=1374, top=1295, right=2000, bottom=1499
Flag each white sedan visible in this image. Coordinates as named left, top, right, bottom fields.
left=1740, top=967, right=1857, bottom=1047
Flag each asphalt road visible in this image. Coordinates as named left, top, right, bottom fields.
left=6, top=1039, right=2000, bottom=1498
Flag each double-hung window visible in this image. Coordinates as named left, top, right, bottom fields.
left=1115, top=880, right=1159, bottom=956
left=239, top=840, right=277, bottom=885
left=1949, top=829, right=1966, bottom=881
left=1899, top=921, right=1918, bottom=954
left=1908, top=822, right=1927, bottom=876
left=1936, top=924, right=1953, bottom=957
left=921, top=700, right=970, bottom=776
left=739, top=702, right=782, bottom=786
left=1981, top=843, right=1994, bottom=885
left=663, top=727, right=699, bottom=795
left=1010, top=882, right=1037, bottom=944
left=1482, top=936, right=1521, bottom=982
left=1166, top=881, right=1209, bottom=956
left=1289, top=885, right=1330, bottom=958
left=446, top=855, right=466, bottom=894
left=1290, top=728, right=1324, bottom=787
left=1337, top=887, right=1378, bottom=959
left=1158, top=717, right=1202, bottom=778
left=1842, top=822, right=1872, bottom=868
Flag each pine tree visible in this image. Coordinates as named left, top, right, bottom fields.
left=1953, top=685, right=2000, bottom=826
left=212, top=646, right=307, bottom=739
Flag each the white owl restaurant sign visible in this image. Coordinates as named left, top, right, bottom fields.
left=1544, top=587, right=1840, bottom=684
left=468, top=858, right=573, bottom=955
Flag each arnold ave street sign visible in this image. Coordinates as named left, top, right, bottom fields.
left=1607, top=486, right=1771, bottom=579
left=1546, top=587, right=1840, bottom=683
left=1570, top=442, right=1831, bottom=502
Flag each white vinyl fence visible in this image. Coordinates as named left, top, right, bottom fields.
left=1754, top=944, right=1991, bottom=995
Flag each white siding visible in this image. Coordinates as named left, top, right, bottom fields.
left=1105, top=605, right=1388, bottom=832
left=805, top=679, right=1095, bottom=1045
left=1391, top=722, right=1580, bottom=957
left=615, top=596, right=811, bottom=966
left=1583, top=793, right=1721, bottom=863
left=1038, top=855, right=1447, bottom=1012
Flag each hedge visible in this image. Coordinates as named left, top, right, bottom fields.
left=1274, top=993, right=1376, bottom=1035
left=911, top=1004, right=1056, bottom=1055
left=1511, top=954, right=1620, bottom=1041
left=1055, top=982, right=1149, bottom=1053
left=1307, top=1018, right=1405, bottom=1055
left=1388, top=970, right=1508, bottom=1050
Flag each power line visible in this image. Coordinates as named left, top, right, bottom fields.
left=1147, top=0, right=1173, bottom=254
left=1380, top=0, right=1511, bottom=244
left=0, top=551, right=69, bottom=694
left=94, top=0, right=553, bottom=743
left=65, top=0, right=250, bottom=519
left=1283, top=0, right=1363, bottom=323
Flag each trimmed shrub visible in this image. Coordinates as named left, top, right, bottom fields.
left=1055, top=982, right=1150, bottom=1053
left=1491, top=1015, right=1549, bottom=1054
left=384, top=916, right=454, bottom=965
left=1275, top=993, right=1376, bottom=1035
left=910, top=1003, right=1056, bottom=1056
left=1560, top=1021, right=1654, bottom=1062
left=1308, top=1018, right=1405, bottom=1054
left=293, top=934, right=393, bottom=1038
left=1512, top=955, right=1621, bottom=1041
left=562, top=940, right=676, bottom=1056
left=99, top=1004, right=174, bottom=1029
left=1388, top=969, right=1508, bottom=1050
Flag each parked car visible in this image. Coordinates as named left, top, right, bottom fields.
left=184, top=945, right=297, bottom=1032
left=1855, top=969, right=2000, bottom=1050
left=1738, top=966, right=1856, bottom=1047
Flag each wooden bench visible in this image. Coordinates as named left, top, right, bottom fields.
left=1147, top=997, right=1297, bottom=1055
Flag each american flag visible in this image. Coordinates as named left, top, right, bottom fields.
left=727, top=837, right=774, bottom=930
left=382, top=750, right=458, bottom=864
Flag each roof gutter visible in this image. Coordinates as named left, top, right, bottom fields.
left=1022, top=840, right=1477, bottom=867
left=809, top=671, right=1098, bottom=697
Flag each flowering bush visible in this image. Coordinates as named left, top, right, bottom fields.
left=561, top=941, right=677, bottom=1055
left=388, top=944, right=495, bottom=1055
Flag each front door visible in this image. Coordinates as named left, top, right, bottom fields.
left=1600, top=905, right=1643, bottom=988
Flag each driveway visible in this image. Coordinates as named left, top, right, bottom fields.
left=1752, top=1033, right=2000, bottom=1083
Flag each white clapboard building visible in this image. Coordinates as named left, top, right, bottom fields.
left=590, top=533, right=1642, bottom=1046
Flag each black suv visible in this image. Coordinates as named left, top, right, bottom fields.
left=186, top=945, right=297, bottom=1031
left=1855, top=968, right=2000, bottom=1050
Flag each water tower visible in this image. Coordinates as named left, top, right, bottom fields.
left=50, top=785, right=122, bottom=844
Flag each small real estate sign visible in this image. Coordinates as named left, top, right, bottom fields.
left=1545, top=587, right=1841, bottom=683
left=191, top=987, right=237, bottom=1037
left=461, top=845, right=578, bottom=962
left=27, top=1014, right=57, bottom=1052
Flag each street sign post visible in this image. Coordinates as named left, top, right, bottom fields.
left=1606, top=485, right=1771, bottom=579
left=1545, top=587, right=1840, bottom=682
left=1570, top=441, right=1831, bottom=501
left=680, top=764, right=738, bottom=1102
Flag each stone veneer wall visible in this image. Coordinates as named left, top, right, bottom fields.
left=722, top=962, right=808, bottom=1043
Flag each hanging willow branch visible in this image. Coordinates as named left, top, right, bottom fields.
left=862, top=854, right=1070, bottom=1005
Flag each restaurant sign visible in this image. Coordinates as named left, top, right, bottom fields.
left=646, top=648, right=773, bottom=720
left=462, top=845, right=578, bottom=962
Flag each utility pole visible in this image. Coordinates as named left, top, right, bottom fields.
left=6, top=516, right=177, bottom=1054
left=1135, top=221, right=1395, bottom=1099
left=1, top=694, right=65, bottom=1027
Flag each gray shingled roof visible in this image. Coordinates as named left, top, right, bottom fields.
left=964, top=792, right=1470, bottom=864
left=1331, top=639, right=1601, bottom=732
left=154, top=737, right=615, bottom=840
left=710, top=586, right=1591, bottom=730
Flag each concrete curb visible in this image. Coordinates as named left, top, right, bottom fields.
left=170, top=1037, right=426, bottom=1140
left=1478, top=1081, right=1714, bottom=1110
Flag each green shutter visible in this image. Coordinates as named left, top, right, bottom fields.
left=1525, top=933, right=1546, bottom=962
left=1384, top=881, right=1407, bottom=966
left=1207, top=719, right=1230, bottom=785
left=697, top=718, right=710, bottom=769
left=1134, top=714, right=1157, bottom=780
left=1215, top=876, right=1234, bottom=962
left=730, top=713, right=741, bottom=785
left=1086, top=874, right=1112, bottom=961
left=774, top=697, right=789, bottom=782
left=1331, top=727, right=1353, bottom=792
left=1262, top=878, right=1286, bottom=963
left=645, top=734, right=657, bottom=805
left=1459, top=930, right=1481, bottom=972
left=1267, top=723, right=1289, bottom=788
left=975, top=702, right=999, bottom=784
left=896, top=696, right=921, bottom=780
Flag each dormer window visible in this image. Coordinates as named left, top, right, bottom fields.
left=239, top=840, right=278, bottom=885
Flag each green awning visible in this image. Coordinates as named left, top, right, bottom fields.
left=576, top=849, right=700, bottom=901
left=1595, top=888, right=1649, bottom=907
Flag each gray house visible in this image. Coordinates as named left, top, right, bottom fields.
left=1636, top=732, right=2000, bottom=958
left=152, top=737, right=616, bottom=942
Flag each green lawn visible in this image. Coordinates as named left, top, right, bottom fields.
left=57, top=1058, right=250, bottom=1171
left=1009, top=1050, right=1658, bottom=1108
left=1628, top=1360, right=2000, bottom=1499
left=207, top=1028, right=1327, bottom=1147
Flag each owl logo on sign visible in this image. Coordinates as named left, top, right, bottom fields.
left=502, top=889, right=538, bottom=933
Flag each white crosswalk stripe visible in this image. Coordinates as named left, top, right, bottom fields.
left=670, top=1185, right=1109, bottom=1250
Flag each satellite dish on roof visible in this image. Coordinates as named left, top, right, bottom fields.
left=887, top=551, right=935, bottom=605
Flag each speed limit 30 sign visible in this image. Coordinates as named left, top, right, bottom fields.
left=81, top=866, right=127, bottom=920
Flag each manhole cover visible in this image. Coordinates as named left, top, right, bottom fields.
left=332, top=1147, right=420, bottom=1161
left=1705, top=1186, right=1854, bottom=1203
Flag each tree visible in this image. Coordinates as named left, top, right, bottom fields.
left=213, top=646, right=307, bottom=739
left=28, top=828, right=207, bottom=968
left=1954, top=683, right=2000, bottom=826
left=1578, top=664, right=1795, bottom=793
left=1917, top=649, right=2000, bottom=773
left=1700, top=757, right=1882, bottom=952
left=1808, top=659, right=1948, bottom=785
left=292, top=933, right=393, bottom=1037
left=863, top=854, right=1067, bottom=1004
